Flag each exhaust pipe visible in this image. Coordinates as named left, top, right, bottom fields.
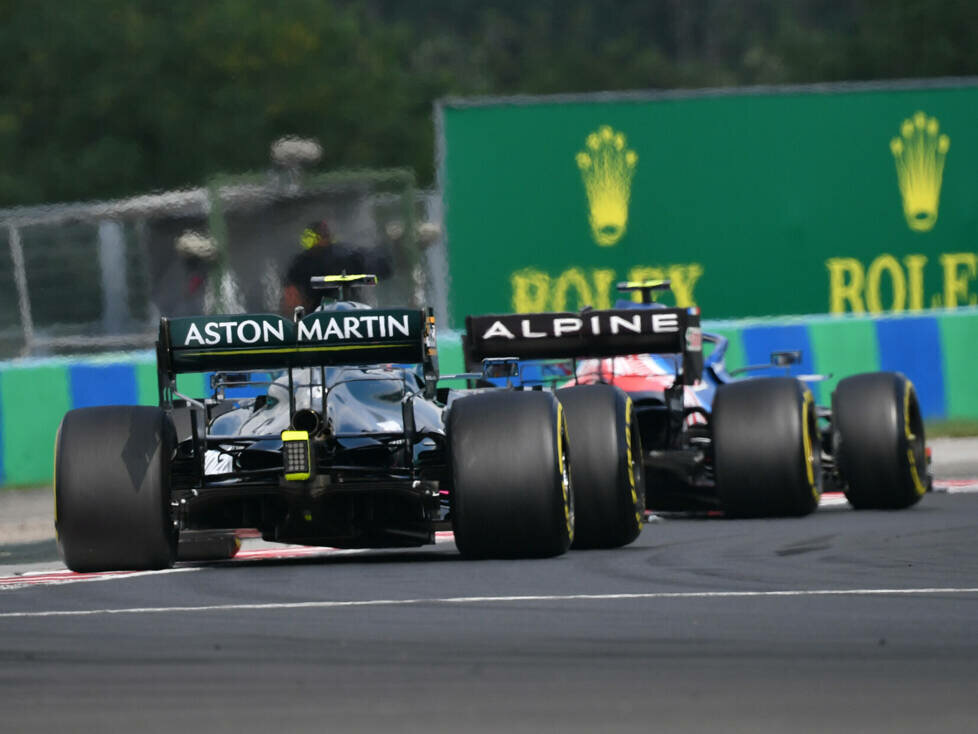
left=292, top=408, right=323, bottom=436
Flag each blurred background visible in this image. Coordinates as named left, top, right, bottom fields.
left=1, top=1, right=977, bottom=487
left=1, top=0, right=975, bottom=359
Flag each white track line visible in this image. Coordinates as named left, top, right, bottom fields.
left=2, top=587, right=978, bottom=619
left=0, top=567, right=198, bottom=590
left=2, top=490, right=972, bottom=591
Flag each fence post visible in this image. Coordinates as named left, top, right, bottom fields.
left=7, top=223, right=34, bottom=356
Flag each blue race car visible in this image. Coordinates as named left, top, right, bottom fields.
left=463, top=279, right=930, bottom=518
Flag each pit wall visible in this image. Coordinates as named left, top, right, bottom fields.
left=2, top=307, right=975, bottom=487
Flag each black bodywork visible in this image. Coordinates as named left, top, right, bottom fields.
left=158, top=301, right=457, bottom=549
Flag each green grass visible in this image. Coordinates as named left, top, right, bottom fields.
left=926, top=419, right=978, bottom=438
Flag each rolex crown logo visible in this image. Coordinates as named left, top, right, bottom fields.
left=576, top=125, right=638, bottom=247
left=890, top=111, right=950, bottom=233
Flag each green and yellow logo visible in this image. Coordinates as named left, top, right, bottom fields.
left=576, top=125, right=637, bottom=247
left=890, top=111, right=950, bottom=233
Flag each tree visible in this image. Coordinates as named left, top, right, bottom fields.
left=0, top=0, right=975, bottom=206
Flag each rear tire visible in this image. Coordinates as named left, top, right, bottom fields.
left=55, top=406, right=178, bottom=572
left=832, top=372, right=927, bottom=510
left=713, top=377, right=820, bottom=517
left=449, top=391, right=573, bottom=558
left=558, top=384, right=643, bottom=549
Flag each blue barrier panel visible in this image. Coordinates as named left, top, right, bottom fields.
left=68, top=364, right=138, bottom=408
left=874, top=316, right=946, bottom=419
left=740, top=324, right=820, bottom=402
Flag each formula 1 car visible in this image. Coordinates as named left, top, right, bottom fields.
left=463, top=280, right=929, bottom=518
left=54, top=275, right=593, bottom=573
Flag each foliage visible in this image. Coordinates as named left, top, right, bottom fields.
left=0, top=0, right=976, bottom=205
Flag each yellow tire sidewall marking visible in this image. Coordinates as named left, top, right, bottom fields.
left=801, top=390, right=820, bottom=502
left=904, top=382, right=927, bottom=497
left=624, top=396, right=642, bottom=526
left=557, top=403, right=574, bottom=541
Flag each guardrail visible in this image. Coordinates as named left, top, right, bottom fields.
left=1, top=307, right=974, bottom=487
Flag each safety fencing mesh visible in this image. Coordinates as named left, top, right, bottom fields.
left=0, top=168, right=440, bottom=359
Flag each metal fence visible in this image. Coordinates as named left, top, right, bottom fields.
left=0, top=169, right=444, bottom=360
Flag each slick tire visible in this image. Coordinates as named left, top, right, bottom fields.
left=557, top=384, right=643, bottom=549
left=832, top=372, right=927, bottom=510
left=55, top=405, right=178, bottom=572
left=713, top=377, right=820, bottom=517
left=449, top=390, right=573, bottom=559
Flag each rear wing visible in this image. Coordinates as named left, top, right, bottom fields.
left=464, top=307, right=703, bottom=384
left=158, top=308, right=429, bottom=375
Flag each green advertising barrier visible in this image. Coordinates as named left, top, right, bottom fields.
left=0, top=307, right=976, bottom=487
left=437, top=79, right=978, bottom=327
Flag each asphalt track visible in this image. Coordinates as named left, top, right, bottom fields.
left=1, top=478, right=977, bottom=734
